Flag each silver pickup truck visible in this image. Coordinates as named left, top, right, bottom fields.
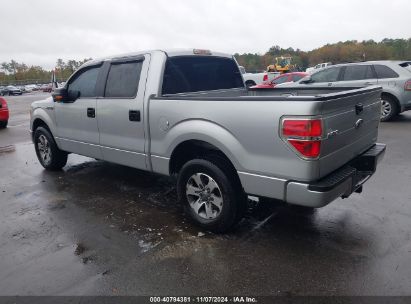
left=30, top=49, right=386, bottom=232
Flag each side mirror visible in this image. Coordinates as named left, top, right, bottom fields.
left=300, top=75, right=313, bottom=84
left=52, top=88, right=80, bottom=103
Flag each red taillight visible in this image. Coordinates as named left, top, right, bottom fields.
left=288, top=140, right=321, bottom=158
left=263, top=74, right=268, bottom=81
left=281, top=118, right=323, bottom=159
left=0, top=97, right=6, bottom=109
left=404, top=80, right=411, bottom=91
left=283, top=119, right=322, bottom=137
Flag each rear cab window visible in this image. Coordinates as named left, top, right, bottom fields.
left=162, top=56, right=244, bottom=95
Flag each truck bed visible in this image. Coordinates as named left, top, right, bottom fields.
left=161, top=86, right=379, bottom=100
left=150, top=85, right=382, bottom=201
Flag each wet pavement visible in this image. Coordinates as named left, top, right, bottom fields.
left=0, top=93, right=410, bottom=296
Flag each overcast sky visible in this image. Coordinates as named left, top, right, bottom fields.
left=1, top=0, right=410, bottom=69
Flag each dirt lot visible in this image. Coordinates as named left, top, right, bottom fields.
left=0, top=92, right=410, bottom=296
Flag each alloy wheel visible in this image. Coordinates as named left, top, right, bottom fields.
left=186, top=173, right=223, bottom=220
left=37, top=134, right=51, bottom=165
left=381, top=99, right=392, bottom=119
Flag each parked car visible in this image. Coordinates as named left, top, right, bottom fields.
left=0, top=86, right=7, bottom=96
left=16, top=86, right=26, bottom=93
left=250, top=72, right=309, bottom=89
left=5, top=86, right=22, bottom=96
left=239, top=66, right=280, bottom=88
left=281, top=61, right=411, bottom=121
left=30, top=49, right=385, bottom=232
left=306, top=62, right=333, bottom=74
left=0, top=97, right=9, bottom=128
left=41, top=84, right=52, bottom=92
left=25, top=84, right=39, bottom=91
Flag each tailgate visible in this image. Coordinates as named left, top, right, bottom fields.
left=318, top=86, right=382, bottom=178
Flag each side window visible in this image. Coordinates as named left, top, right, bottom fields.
left=104, top=60, right=143, bottom=98
left=68, top=66, right=101, bottom=98
left=342, top=65, right=374, bottom=81
left=374, top=65, right=399, bottom=79
left=292, top=74, right=305, bottom=82
left=273, top=75, right=290, bottom=84
left=311, top=67, right=341, bottom=83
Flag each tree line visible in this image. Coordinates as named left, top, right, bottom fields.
left=235, top=38, right=411, bottom=72
left=1, top=38, right=411, bottom=84
left=0, top=58, right=92, bottom=85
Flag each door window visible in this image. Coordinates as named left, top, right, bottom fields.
left=272, top=75, right=290, bottom=85
left=311, top=67, right=341, bottom=83
left=104, top=60, right=143, bottom=98
left=68, top=66, right=101, bottom=98
left=292, top=74, right=305, bottom=82
left=342, top=65, right=374, bottom=81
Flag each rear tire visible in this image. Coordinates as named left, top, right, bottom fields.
left=0, top=121, right=7, bottom=128
left=34, top=126, right=68, bottom=170
left=380, top=95, right=398, bottom=122
left=177, top=157, right=246, bottom=233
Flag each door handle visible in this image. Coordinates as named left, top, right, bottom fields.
left=355, top=103, right=364, bottom=115
left=87, top=108, right=95, bottom=118
left=129, top=110, right=141, bottom=122
left=327, top=82, right=332, bottom=86
left=364, top=82, right=373, bottom=85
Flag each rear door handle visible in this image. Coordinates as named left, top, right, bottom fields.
left=87, top=108, right=95, bottom=118
left=364, top=82, right=373, bottom=85
left=129, top=110, right=141, bottom=122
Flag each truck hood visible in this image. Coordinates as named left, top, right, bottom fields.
left=31, top=96, right=54, bottom=110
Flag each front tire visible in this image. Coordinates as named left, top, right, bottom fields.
left=380, top=95, right=398, bottom=122
left=34, top=126, right=68, bottom=170
left=177, top=157, right=246, bottom=233
left=0, top=120, right=7, bottom=128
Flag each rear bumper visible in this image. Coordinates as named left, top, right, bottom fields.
left=286, top=143, right=386, bottom=207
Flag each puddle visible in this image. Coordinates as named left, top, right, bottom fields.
left=0, top=145, right=15, bottom=154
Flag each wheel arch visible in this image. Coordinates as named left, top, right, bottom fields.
left=245, top=80, right=256, bottom=87
left=31, top=114, right=56, bottom=142
left=157, top=119, right=246, bottom=176
left=381, top=91, right=401, bottom=113
left=169, top=139, right=239, bottom=178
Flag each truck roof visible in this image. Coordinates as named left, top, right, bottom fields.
left=83, top=49, right=233, bottom=67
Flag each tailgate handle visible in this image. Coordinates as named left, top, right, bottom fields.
left=355, top=103, right=363, bottom=115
